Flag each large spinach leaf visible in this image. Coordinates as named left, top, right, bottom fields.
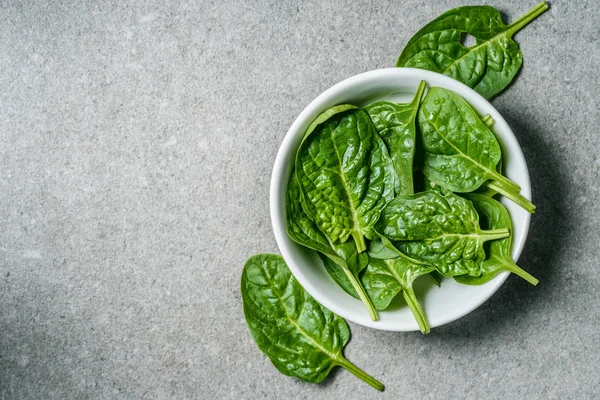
left=361, top=255, right=434, bottom=333
left=455, top=194, right=538, bottom=285
left=364, top=80, right=426, bottom=195
left=396, top=2, right=549, bottom=99
left=295, top=106, right=396, bottom=253
left=241, top=254, right=384, bottom=391
left=376, top=191, right=509, bottom=276
left=418, top=87, right=535, bottom=213
left=286, top=173, right=379, bottom=320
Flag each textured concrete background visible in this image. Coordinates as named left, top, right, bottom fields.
left=0, top=0, right=598, bottom=398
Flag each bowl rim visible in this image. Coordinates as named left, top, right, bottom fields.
left=269, top=67, right=531, bottom=331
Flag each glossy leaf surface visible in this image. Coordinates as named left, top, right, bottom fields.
left=397, top=2, right=549, bottom=99
left=376, top=191, right=509, bottom=276
left=418, top=87, right=535, bottom=213
left=296, top=106, right=395, bottom=252
left=361, top=256, right=434, bottom=333
left=365, top=80, right=426, bottom=195
left=286, top=173, right=379, bottom=320
left=241, top=254, right=384, bottom=390
left=455, top=194, right=538, bottom=285
left=286, top=174, right=345, bottom=266
left=319, top=248, right=369, bottom=299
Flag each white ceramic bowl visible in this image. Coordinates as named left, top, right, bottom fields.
left=270, top=68, right=531, bottom=331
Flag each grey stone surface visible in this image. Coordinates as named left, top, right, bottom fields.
left=0, top=0, right=598, bottom=398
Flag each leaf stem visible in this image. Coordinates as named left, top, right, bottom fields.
left=491, top=172, right=521, bottom=193
left=353, top=233, right=367, bottom=253
left=402, top=287, right=430, bottom=334
left=507, top=1, right=549, bottom=36
left=342, top=268, right=379, bottom=321
left=481, top=228, right=510, bottom=241
left=481, top=114, right=495, bottom=127
left=507, top=261, right=539, bottom=286
left=487, top=181, right=536, bottom=213
left=412, top=80, right=428, bottom=107
left=338, top=357, right=385, bottom=391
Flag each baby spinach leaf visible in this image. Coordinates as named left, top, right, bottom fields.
left=455, top=194, right=539, bottom=285
left=376, top=191, right=509, bottom=277
left=286, top=173, right=379, bottom=320
left=320, top=254, right=358, bottom=298
left=318, top=242, right=378, bottom=321
left=361, top=255, right=434, bottom=333
left=396, top=2, right=549, bottom=99
left=369, top=231, right=443, bottom=287
left=241, top=254, right=385, bottom=391
left=418, top=87, right=535, bottom=213
left=304, top=104, right=358, bottom=139
left=296, top=106, right=396, bottom=253
left=319, top=248, right=368, bottom=299
left=365, top=80, right=426, bottom=195
left=286, top=174, right=345, bottom=266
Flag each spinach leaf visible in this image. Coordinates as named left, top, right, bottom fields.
left=318, top=243, right=378, bottom=321
left=368, top=236, right=402, bottom=260
left=455, top=194, right=538, bottom=285
left=376, top=191, right=509, bottom=277
left=364, top=80, right=426, bottom=195
left=286, top=173, right=345, bottom=266
left=370, top=231, right=444, bottom=287
left=286, top=173, right=379, bottom=320
left=361, top=255, right=434, bottom=333
left=241, top=254, right=385, bottom=391
left=296, top=106, right=396, bottom=253
left=319, top=246, right=369, bottom=299
left=418, top=87, right=535, bottom=213
left=396, top=2, right=549, bottom=99
left=319, top=254, right=358, bottom=298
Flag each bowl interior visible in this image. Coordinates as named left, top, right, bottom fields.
left=270, top=68, right=531, bottom=331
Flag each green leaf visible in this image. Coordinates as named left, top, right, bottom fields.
left=368, top=237, right=402, bottom=260
left=361, top=256, right=434, bottom=333
left=286, top=173, right=379, bottom=320
left=428, top=271, right=444, bottom=287
left=455, top=194, right=538, bottom=285
left=376, top=191, right=509, bottom=277
left=319, top=244, right=369, bottom=298
left=413, top=170, right=443, bottom=194
left=318, top=243, right=378, bottom=321
left=417, top=87, right=535, bottom=213
left=365, top=80, right=426, bottom=196
left=473, top=159, right=501, bottom=197
left=397, top=2, right=549, bottom=99
left=296, top=106, right=396, bottom=253
left=305, top=104, right=358, bottom=139
left=286, top=174, right=346, bottom=266
left=241, top=254, right=385, bottom=391
left=369, top=232, right=444, bottom=287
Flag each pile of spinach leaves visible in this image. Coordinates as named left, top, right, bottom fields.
left=286, top=82, right=537, bottom=333
left=241, top=3, right=546, bottom=391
